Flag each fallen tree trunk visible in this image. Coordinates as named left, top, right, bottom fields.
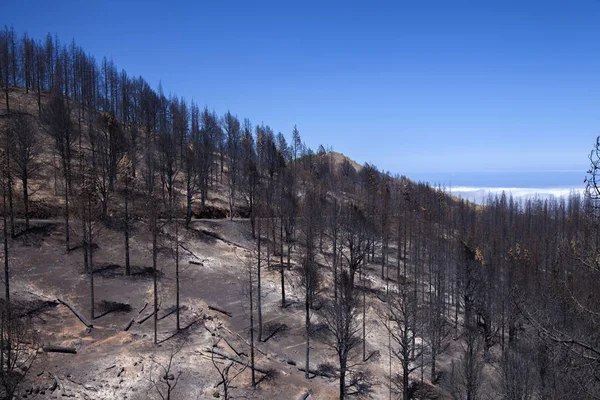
left=189, top=260, right=203, bottom=266
left=123, top=319, right=135, bottom=331
left=158, top=317, right=204, bottom=344
left=158, top=306, right=180, bottom=321
left=297, top=389, right=312, bottom=400
left=137, top=310, right=157, bottom=325
left=222, top=326, right=267, bottom=356
left=204, top=347, right=269, bottom=374
left=137, top=302, right=148, bottom=315
left=298, top=366, right=337, bottom=379
left=208, top=305, right=232, bottom=317
left=42, top=344, right=77, bottom=354
left=57, top=298, right=93, bottom=328
left=222, top=336, right=245, bottom=357
left=181, top=317, right=203, bottom=331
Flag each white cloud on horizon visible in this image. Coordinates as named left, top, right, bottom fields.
left=449, top=186, right=585, bottom=204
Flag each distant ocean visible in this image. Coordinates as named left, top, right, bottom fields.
left=406, top=171, right=587, bottom=204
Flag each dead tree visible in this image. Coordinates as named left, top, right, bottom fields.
left=321, top=271, right=362, bottom=400
left=386, top=281, right=422, bottom=400
left=446, top=328, right=484, bottom=400
left=246, top=252, right=257, bottom=388
left=299, top=187, right=320, bottom=379
left=256, top=217, right=263, bottom=342
left=117, top=154, right=134, bottom=276
left=1, top=150, right=9, bottom=307
left=0, top=305, right=38, bottom=399
left=223, top=111, right=241, bottom=221
left=42, top=91, right=77, bottom=251
left=9, top=111, right=40, bottom=231
left=150, top=195, right=160, bottom=344
left=78, top=164, right=100, bottom=320
left=211, top=336, right=248, bottom=400
left=149, top=342, right=183, bottom=400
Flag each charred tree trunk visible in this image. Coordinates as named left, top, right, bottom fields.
left=22, top=173, right=29, bottom=230
left=248, top=251, right=256, bottom=388
left=280, top=216, right=285, bottom=308
left=124, top=179, right=130, bottom=276
left=257, top=218, right=263, bottom=342
left=88, top=196, right=94, bottom=320
left=152, top=211, right=158, bottom=344
left=3, top=185, right=9, bottom=305
left=339, top=357, right=347, bottom=400
left=175, top=220, right=180, bottom=331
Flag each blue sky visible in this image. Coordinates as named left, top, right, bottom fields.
left=3, top=0, right=600, bottom=188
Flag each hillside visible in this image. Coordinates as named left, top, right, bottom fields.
left=0, top=86, right=479, bottom=400
left=0, top=32, right=599, bottom=400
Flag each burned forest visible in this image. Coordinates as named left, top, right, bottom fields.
left=0, top=27, right=599, bottom=400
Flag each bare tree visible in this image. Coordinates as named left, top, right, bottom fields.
left=446, top=329, right=484, bottom=400
left=211, top=335, right=248, bottom=400
left=0, top=305, right=39, bottom=400
left=117, top=154, right=134, bottom=276
left=1, top=150, right=10, bottom=306
left=223, top=111, right=241, bottom=220
left=148, top=342, right=183, bottom=400
left=42, top=91, right=76, bottom=251
left=240, top=120, right=258, bottom=237
left=498, top=345, right=537, bottom=400
left=9, top=111, right=40, bottom=231
left=77, top=163, right=101, bottom=320
left=244, top=250, right=257, bottom=388
left=386, top=281, right=422, bottom=400
left=299, top=187, right=319, bottom=379
left=321, top=271, right=362, bottom=400
left=149, top=194, right=160, bottom=344
left=1, top=109, right=14, bottom=238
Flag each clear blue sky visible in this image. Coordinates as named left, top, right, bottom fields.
left=4, top=0, right=600, bottom=186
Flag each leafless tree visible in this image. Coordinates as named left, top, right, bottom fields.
left=42, top=91, right=77, bottom=251
left=0, top=305, right=39, bottom=400
left=445, top=327, right=484, bottom=400
left=223, top=111, right=241, bottom=220
left=321, top=270, right=362, bottom=400
left=299, top=187, right=320, bottom=379
left=386, top=281, right=422, bottom=400
left=117, top=153, right=134, bottom=275
left=211, top=335, right=248, bottom=400
left=148, top=342, right=183, bottom=400
left=9, top=111, right=40, bottom=231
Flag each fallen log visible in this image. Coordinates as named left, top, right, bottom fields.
left=297, top=389, right=312, bottom=400
left=181, top=317, right=203, bottom=331
left=204, top=347, right=269, bottom=374
left=123, top=319, right=135, bottom=331
left=189, top=260, right=203, bottom=266
left=49, top=373, right=59, bottom=392
left=208, top=305, right=232, bottom=317
left=57, top=298, right=93, bottom=328
left=42, top=344, right=76, bottom=354
left=137, top=302, right=148, bottom=315
left=158, top=306, right=180, bottom=321
left=222, top=336, right=245, bottom=357
left=157, top=317, right=204, bottom=344
left=222, top=326, right=267, bottom=356
left=137, top=309, right=158, bottom=325
left=298, top=366, right=337, bottom=379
